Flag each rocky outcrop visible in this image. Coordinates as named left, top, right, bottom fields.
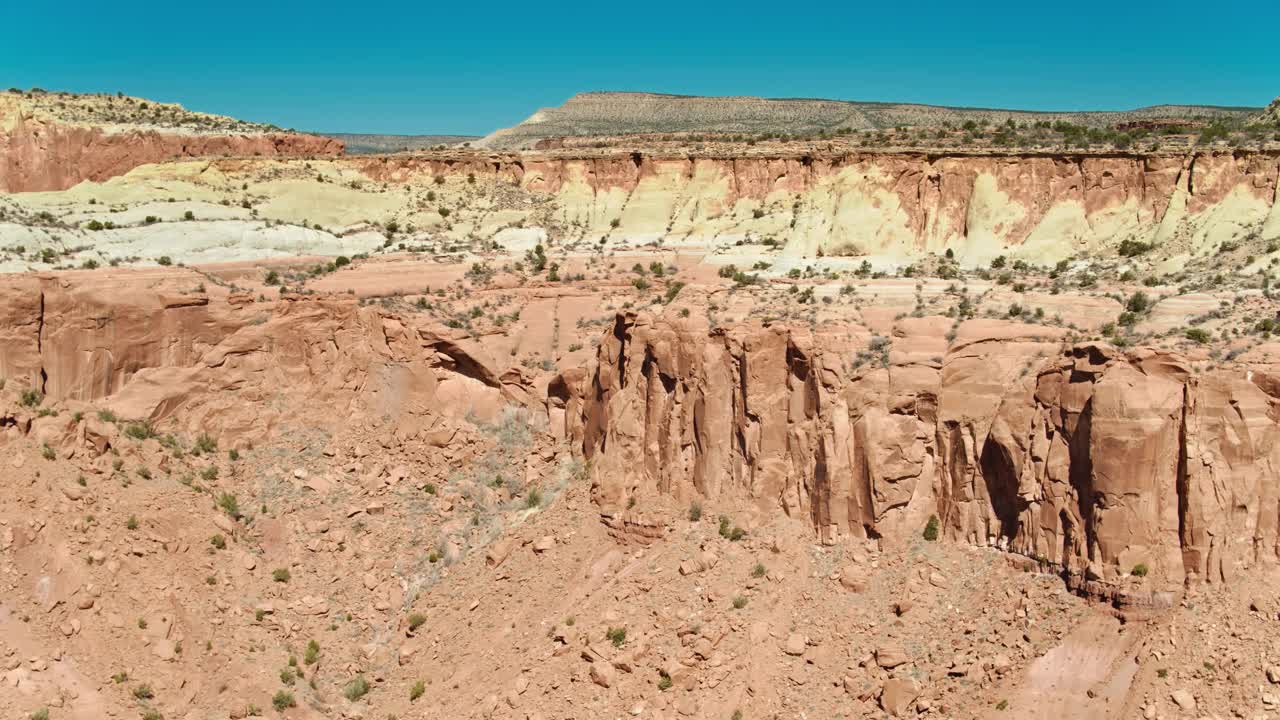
left=1253, top=97, right=1280, bottom=126
left=0, top=109, right=342, bottom=192
left=0, top=273, right=522, bottom=443
left=357, top=149, right=1280, bottom=264
left=565, top=313, right=1280, bottom=592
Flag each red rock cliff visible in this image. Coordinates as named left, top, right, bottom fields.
left=0, top=109, right=342, bottom=192
left=564, top=313, right=1280, bottom=593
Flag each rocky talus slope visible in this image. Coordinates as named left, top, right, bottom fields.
left=0, top=94, right=342, bottom=192
left=3, top=270, right=1280, bottom=720
left=563, top=313, right=1280, bottom=597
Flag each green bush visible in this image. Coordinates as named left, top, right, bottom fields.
left=304, top=639, right=320, bottom=665
left=606, top=627, right=627, bottom=647
left=19, top=389, right=42, bottom=407
left=272, top=690, right=295, bottom=711
left=216, top=492, right=240, bottom=518
left=1131, top=563, right=1149, bottom=577
left=1125, top=291, right=1150, bottom=313
left=124, top=421, right=155, bottom=440
left=410, top=680, right=426, bottom=702
left=923, top=515, right=940, bottom=542
left=193, top=433, right=217, bottom=454
left=1117, top=239, right=1153, bottom=257
left=344, top=675, right=371, bottom=701
left=718, top=515, right=745, bottom=540
left=1184, top=328, right=1211, bottom=344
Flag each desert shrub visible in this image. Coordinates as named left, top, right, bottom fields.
left=1184, top=328, right=1211, bottom=344
left=1117, top=239, right=1153, bottom=257
left=272, top=568, right=291, bottom=583
left=216, top=492, right=240, bottom=518
left=732, top=595, right=748, bottom=609
left=20, top=389, right=42, bottom=407
left=1125, top=291, right=1150, bottom=313
left=344, top=676, right=371, bottom=701
left=193, top=433, right=217, bottom=454
left=923, top=515, right=940, bottom=541
left=272, top=691, right=295, bottom=711
left=688, top=502, right=702, bottom=521
left=407, top=613, right=426, bottom=632
left=124, top=421, right=155, bottom=440
left=1131, top=563, right=1149, bottom=577
left=606, top=627, right=627, bottom=647
left=410, top=680, right=426, bottom=702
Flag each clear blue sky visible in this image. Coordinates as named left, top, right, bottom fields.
left=5, top=0, right=1276, bottom=136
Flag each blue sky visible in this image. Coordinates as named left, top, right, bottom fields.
left=5, top=0, right=1276, bottom=135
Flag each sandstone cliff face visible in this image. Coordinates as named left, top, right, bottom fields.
left=358, top=150, right=1280, bottom=264
left=0, top=109, right=342, bottom=192
left=0, top=274, right=522, bottom=442
left=565, top=313, right=1280, bottom=592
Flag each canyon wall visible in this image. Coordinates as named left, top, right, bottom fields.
left=0, top=274, right=523, bottom=440
left=562, top=313, right=1280, bottom=592
left=0, top=110, right=342, bottom=193
left=358, top=150, right=1280, bottom=264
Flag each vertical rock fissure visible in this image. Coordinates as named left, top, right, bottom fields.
left=1070, top=395, right=1097, bottom=565
left=1176, top=382, right=1191, bottom=577
left=37, top=289, right=47, bottom=394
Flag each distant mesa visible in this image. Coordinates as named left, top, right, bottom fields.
left=477, top=90, right=1263, bottom=149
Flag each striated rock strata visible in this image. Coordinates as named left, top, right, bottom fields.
left=358, top=149, right=1280, bottom=262
left=0, top=107, right=342, bottom=192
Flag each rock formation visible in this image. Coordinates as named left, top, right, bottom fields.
left=478, top=91, right=1260, bottom=149
left=0, top=273, right=522, bottom=443
left=564, top=313, right=1280, bottom=592
left=0, top=97, right=342, bottom=192
left=356, top=149, right=1280, bottom=264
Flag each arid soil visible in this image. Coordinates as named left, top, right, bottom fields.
left=3, top=92, right=1280, bottom=720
